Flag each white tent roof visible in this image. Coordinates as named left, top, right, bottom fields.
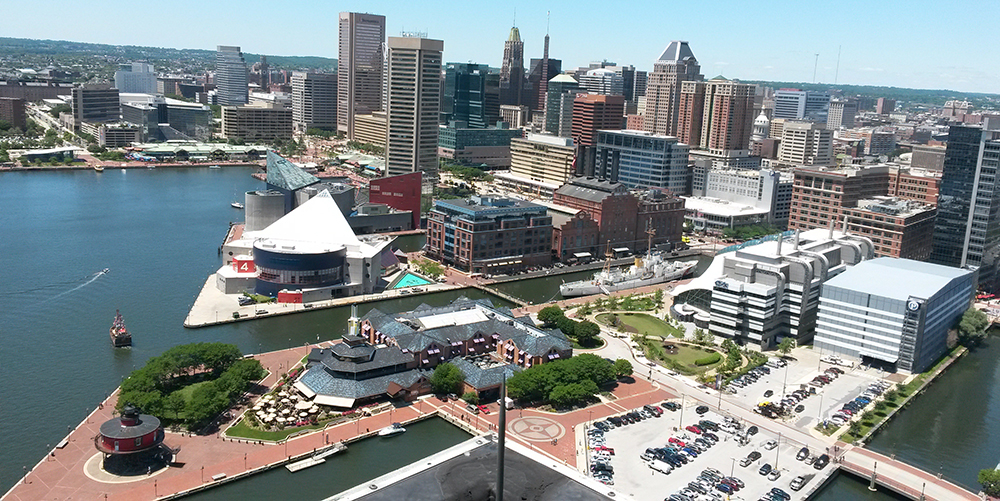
left=249, top=190, right=360, bottom=251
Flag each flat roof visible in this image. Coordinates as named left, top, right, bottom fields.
left=682, top=196, right=769, bottom=217
left=416, top=308, right=490, bottom=330
left=824, top=257, right=972, bottom=302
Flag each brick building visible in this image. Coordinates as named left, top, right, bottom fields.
left=553, top=177, right=685, bottom=253
left=572, top=93, right=625, bottom=176
left=842, top=197, right=937, bottom=260
left=425, top=196, right=552, bottom=274
left=0, top=97, right=26, bottom=130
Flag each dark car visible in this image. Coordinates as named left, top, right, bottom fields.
left=716, top=483, right=733, bottom=494
left=746, top=425, right=759, bottom=436
left=795, top=404, right=805, bottom=413
left=698, top=420, right=719, bottom=431
left=748, top=451, right=762, bottom=461
left=696, top=405, right=709, bottom=415
left=662, top=401, right=680, bottom=411
left=814, top=454, right=831, bottom=469
left=770, top=487, right=791, bottom=500
left=763, top=389, right=774, bottom=397
left=796, top=447, right=809, bottom=461
left=703, top=432, right=719, bottom=442
left=759, top=463, right=772, bottom=475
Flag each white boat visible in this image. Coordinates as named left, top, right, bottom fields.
left=231, top=202, right=244, bottom=209
left=94, top=165, right=104, bottom=172
left=378, top=423, right=406, bottom=437
left=209, top=165, right=221, bottom=169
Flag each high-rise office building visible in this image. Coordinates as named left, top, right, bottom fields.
left=578, top=69, right=625, bottom=96
left=594, top=130, right=689, bottom=192
left=441, top=63, right=499, bottom=129
left=773, top=89, right=830, bottom=122
left=677, top=78, right=755, bottom=157
left=385, top=36, right=444, bottom=182
left=258, top=55, right=271, bottom=90
left=338, top=12, right=386, bottom=139
left=644, top=41, right=703, bottom=137
left=499, top=27, right=525, bottom=107
left=0, top=97, right=27, bottom=130
left=876, top=97, right=896, bottom=115
left=71, top=84, right=120, bottom=128
left=544, top=74, right=580, bottom=137
left=930, top=125, right=1000, bottom=291
left=114, top=62, right=157, bottom=94
left=827, top=99, right=857, bottom=130
left=527, top=57, right=562, bottom=112
left=215, top=46, right=249, bottom=106
left=572, top=93, right=625, bottom=177
left=291, top=72, right=338, bottom=132
left=777, top=121, right=834, bottom=166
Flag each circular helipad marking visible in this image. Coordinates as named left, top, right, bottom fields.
left=507, top=416, right=565, bottom=442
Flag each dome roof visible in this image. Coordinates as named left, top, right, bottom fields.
left=585, top=68, right=616, bottom=77
left=754, top=112, right=770, bottom=125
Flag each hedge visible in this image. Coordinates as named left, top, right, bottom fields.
left=695, top=352, right=722, bottom=366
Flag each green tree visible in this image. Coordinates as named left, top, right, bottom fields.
left=978, top=469, right=1000, bottom=497
left=613, top=359, right=633, bottom=378
left=574, top=320, right=600, bottom=345
left=777, top=337, right=796, bottom=356
left=958, top=307, right=989, bottom=345
left=653, top=289, right=664, bottom=307
left=461, top=391, right=479, bottom=405
left=163, top=392, right=186, bottom=420
left=536, top=306, right=565, bottom=327
left=186, top=383, right=227, bottom=425
left=556, top=315, right=576, bottom=337
left=48, top=104, right=71, bottom=118
left=430, top=363, right=465, bottom=394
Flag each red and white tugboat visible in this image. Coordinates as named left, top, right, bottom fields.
left=110, top=310, right=132, bottom=347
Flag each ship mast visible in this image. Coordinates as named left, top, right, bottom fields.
left=646, top=221, right=656, bottom=259
left=602, top=240, right=612, bottom=276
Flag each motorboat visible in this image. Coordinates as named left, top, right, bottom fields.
left=377, top=423, right=406, bottom=437
left=231, top=202, right=244, bottom=209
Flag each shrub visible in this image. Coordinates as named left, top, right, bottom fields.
left=694, top=352, right=722, bottom=366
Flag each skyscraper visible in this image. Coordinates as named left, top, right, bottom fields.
left=537, top=29, right=550, bottom=111
left=291, top=72, right=338, bottom=132
left=544, top=74, right=579, bottom=137
left=930, top=125, right=1000, bottom=291
left=773, top=89, right=830, bottom=122
left=386, top=36, right=444, bottom=183
left=677, top=77, right=755, bottom=157
left=644, top=41, right=703, bottom=137
left=572, top=94, right=625, bottom=177
left=827, top=99, right=858, bottom=130
left=499, top=27, right=525, bottom=107
left=215, top=46, right=249, bottom=106
left=441, top=63, right=499, bottom=128
left=338, top=12, right=386, bottom=140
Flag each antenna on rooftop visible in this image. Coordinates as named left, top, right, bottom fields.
left=513, top=7, right=516, bottom=26
left=546, top=11, right=550, bottom=35
left=834, top=45, right=842, bottom=84
left=813, top=53, right=819, bottom=83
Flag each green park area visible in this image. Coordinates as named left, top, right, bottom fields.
left=596, top=312, right=685, bottom=338
left=635, top=340, right=723, bottom=376
left=117, top=342, right=266, bottom=431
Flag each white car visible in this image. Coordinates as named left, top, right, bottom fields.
left=763, top=440, right=778, bottom=450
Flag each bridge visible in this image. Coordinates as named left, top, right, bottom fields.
left=838, top=446, right=981, bottom=500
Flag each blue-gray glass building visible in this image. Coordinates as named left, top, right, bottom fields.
left=814, top=258, right=974, bottom=373
left=929, top=125, right=1000, bottom=291
left=594, top=129, right=689, bottom=193
left=441, top=63, right=500, bottom=129
left=438, top=122, right=522, bottom=167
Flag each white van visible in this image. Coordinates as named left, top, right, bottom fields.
left=648, top=460, right=672, bottom=474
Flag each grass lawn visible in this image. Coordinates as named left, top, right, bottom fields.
left=597, top=313, right=684, bottom=338
left=226, top=418, right=330, bottom=441
left=665, top=344, right=721, bottom=369
left=162, top=380, right=213, bottom=421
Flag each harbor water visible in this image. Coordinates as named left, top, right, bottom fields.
left=0, top=168, right=986, bottom=499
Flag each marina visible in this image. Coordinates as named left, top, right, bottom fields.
left=0, top=168, right=991, bottom=501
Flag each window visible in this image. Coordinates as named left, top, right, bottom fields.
left=135, top=437, right=143, bottom=447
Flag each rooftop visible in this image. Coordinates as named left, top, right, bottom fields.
left=657, top=41, right=696, bottom=63
left=682, top=196, right=770, bottom=217
left=824, top=257, right=973, bottom=302
left=266, top=150, right=321, bottom=191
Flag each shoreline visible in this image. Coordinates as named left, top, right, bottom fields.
left=1, top=162, right=261, bottom=172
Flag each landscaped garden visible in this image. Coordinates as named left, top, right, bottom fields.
left=596, top=312, right=685, bottom=338
left=632, top=337, right=723, bottom=376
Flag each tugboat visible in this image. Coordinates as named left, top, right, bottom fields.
left=110, top=310, right=132, bottom=347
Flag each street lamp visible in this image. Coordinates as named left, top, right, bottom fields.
left=730, top=457, right=736, bottom=477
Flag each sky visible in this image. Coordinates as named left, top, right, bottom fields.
left=6, top=0, right=998, bottom=94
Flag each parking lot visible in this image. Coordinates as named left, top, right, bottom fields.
left=724, top=350, right=891, bottom=429
left=586, top=403, right=833, bottom=501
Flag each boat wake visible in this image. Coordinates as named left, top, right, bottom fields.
left=0, top=269, right=109, bottom=297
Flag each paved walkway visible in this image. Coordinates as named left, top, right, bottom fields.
left=840, top=446, right=980, bottom=501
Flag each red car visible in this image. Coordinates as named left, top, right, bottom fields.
left=593, top=445, right=615, bottom=455
left=478, top=404, right=491, bottom=414
left=686, top=425, right=703, bottom=434
left=668, top=437, right=686, bottom=447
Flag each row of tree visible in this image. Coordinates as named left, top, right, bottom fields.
left=506, top=354, right=632, bottom=408
left=117, top=343, right=265, bottom=429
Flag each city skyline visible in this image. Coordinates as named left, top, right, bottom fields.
left=4, top=0, right=998, bottom=95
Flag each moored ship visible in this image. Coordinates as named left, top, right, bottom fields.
left=559, top=227, right=697, bottom=298
left=110, top=310, right=132, bottom=347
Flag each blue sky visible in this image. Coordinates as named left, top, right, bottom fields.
left=7, top=0, right=998, bottom=94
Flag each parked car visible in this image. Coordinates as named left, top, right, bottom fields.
left=739, top=457, right=753, bottom=467
left=796, top=447, right=809, bottom=461
left=748, top=451, right=761, bottom=461
left=790, top=475, right=807, bottom=491
left=767, top=469, right=782, bottom=481
left=814, top=454, right=831, bottom=469
left=763, top=440, right=778, bottom=450
left=696, top=405, right=709, bottom=414
left=478, top=404, right=491, bottom=414
left=758, top=463, right=772, bottom=475
left=770, top=487, right=791, bottom=500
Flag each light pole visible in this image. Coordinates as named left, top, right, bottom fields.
left=730, top=457, right=736, bottom=477
left=678, top=394, right=685, bottom=429
left=775, top=432, right=781, bottom=469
